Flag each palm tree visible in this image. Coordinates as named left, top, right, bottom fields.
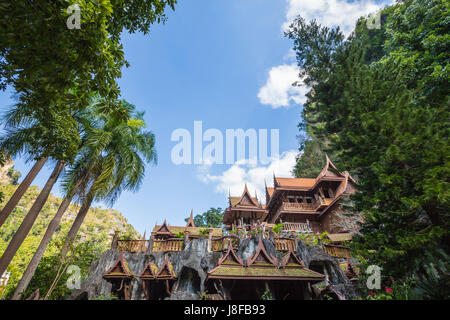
left=14, top=100, right=156, bottom=299
left=0, top=157, right=48, bottom=228
left=9, top=96, right=106, bottom=300
left=0, top=96, right=85, bottom=279
left=0, top=99, right=80, bottom=228
left=44, top=105, right=156, bottom=299
left=0, top=159, right=64, bottom=277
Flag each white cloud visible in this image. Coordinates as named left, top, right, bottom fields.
left=257, top=64, right=308, bottom=108
left=198, top=150, right=298, bottom=202
left=283, top=0, right=393, bottom=36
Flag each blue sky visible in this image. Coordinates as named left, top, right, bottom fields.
left=0, top=0, right=392, bottom=234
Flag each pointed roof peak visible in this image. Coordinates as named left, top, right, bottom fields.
left=103, top=251, right=133, bottom=279
left=236, top=184, right=259, bottom=207
left=156, top=254, right=177, bottom=279
left=281, top=247, right=304, bottom=268
left=139, top=259, right=159, bottom=279
left=317, top=154, right=343, bottom=180
left=218, top=240, right=244, bottom=266
left=247, top=236, right=278, bottom=267
left=154, top=220, right=172, bottom=235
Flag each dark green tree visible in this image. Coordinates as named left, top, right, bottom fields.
left=287, top=0, right=449, bottom=295
left=185, top=208, right=225, bottom=228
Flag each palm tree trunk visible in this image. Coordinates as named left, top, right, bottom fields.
left=58, top=191, right=94, bottom=263
left=0, top=160, right=64, bottom=277
left=11, top=176, right=84, bottom=300
left=0, top=157, right=48, bottom=228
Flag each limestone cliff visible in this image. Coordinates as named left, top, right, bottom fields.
left=70, top=237, right=357, bottom=300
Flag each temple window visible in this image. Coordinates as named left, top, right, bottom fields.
left=306, top=198, right=312, bottom=204
left=324, top=189, right=330, bottom=198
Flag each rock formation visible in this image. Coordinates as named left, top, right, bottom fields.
left=69, top=237, right=356, bottom=300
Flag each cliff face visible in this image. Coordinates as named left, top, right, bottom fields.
left=70, top=237, right=357, bottom=300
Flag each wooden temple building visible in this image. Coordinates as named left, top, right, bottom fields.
left=102, top=156, right=358, bottom=300
left=224, top=155, right=357, bottom=239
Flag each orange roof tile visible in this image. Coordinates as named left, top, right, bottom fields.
left=275, top=177, right=317, bottom=188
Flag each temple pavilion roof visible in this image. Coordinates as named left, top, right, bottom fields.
left=156, top=254, right=177, bottom=280
left=103, top=252, right=133, bottom=279
left=207, top=237, right=325, bottom=282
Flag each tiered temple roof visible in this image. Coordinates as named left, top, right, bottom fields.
left=103, top=252, right=133, bottom=279
left=223, top=184, right=266, bottom=226
left=207, top=237, right=325, bottom=281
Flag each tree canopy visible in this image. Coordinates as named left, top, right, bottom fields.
left=287, top=0, right=449, bottom=297
left=185, top=208, right=225, bottom=228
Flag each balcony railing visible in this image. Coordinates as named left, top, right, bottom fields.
left=282, top=197, right=327, bottom=211
left=274, top=238, right=296, bottom=251
left=282, top=222, right=312, bottom=233
left=152, top=238, right=184, bottom=252
left=116, top=240, right=149, bottom=253
left=210, top=236, right=239, bottom=251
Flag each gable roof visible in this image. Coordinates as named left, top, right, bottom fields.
left=281, top=248, right=304, bottom=268
left=154, top=220, right=172, bottom=236
left=218, top=240, right=244, bottom=266
left=207, top=238, right=325, bottom=282
left=139, top=260, right=159, bottom=280
left=156, top=254, right=177, bottom=279
left=246, top=237, right=278, bottom=267
left=229, top=184, right=261, bottom=208
left=185, top=210, right=195, bottom=228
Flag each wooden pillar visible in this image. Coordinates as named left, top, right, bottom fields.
left=207, top=228, right=214, bottom=252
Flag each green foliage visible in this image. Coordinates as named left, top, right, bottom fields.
left=287, top=0, right=449, bottom=296
left=296, top=232, right=329, bottom=246
left=272, top=223, right=283, bottom=235
left=246, top=224, right=264, bottom=238
left=0, top=1, right=176, bottom=164
left=293, top=134, right=327, bottom=178
left=365, top=288, right=394, bottom=300
left=197, top=290, right=208, bottom=300
left=0, top=183, right=139, bottom=299
left=7, top=168, right=21, bottom=185
left=261, top=288, right=274, bottom=300
left=198, top=229, right=209, bottom=237
left=184, top=208, right=224, bottom=228
left=175, top=231, right=185, bottom=239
